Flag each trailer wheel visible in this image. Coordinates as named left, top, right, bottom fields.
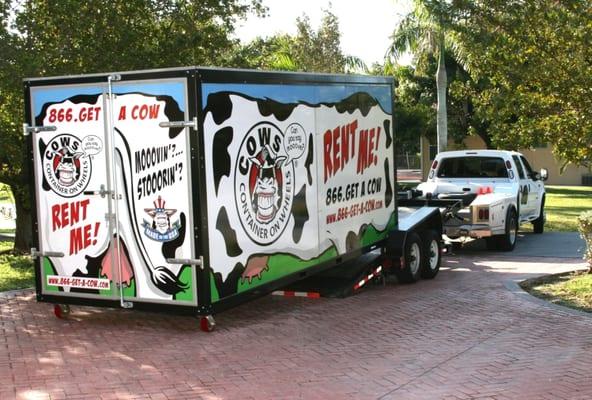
left=396, top=232, right=423, bottom=283
left=532, top=196, right=545, bottom=234
left=53, top=304, right=70, bottom=319
left=199, top=315, right=216, bottom=332
left=421, top=230, right=441, bottom=279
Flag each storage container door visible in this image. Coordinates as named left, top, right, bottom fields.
left=31, top=84, right=117, bottom=300
left=108, top=78, right=197, bottom=307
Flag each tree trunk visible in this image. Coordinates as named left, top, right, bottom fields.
left=436, top=39, right=448, bottom=153
left=12, top=183, right=33, bottom=254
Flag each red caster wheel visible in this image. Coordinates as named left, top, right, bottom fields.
left=199, top=315, right=216, bottom=332
left=53, top=304, right=71, bottom=319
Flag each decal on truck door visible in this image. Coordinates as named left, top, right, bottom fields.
left=31, top=80, right=196, bottom=305
left=202, top=84, right=395, bottom=300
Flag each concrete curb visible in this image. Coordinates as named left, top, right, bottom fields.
left=505, top=272, right=592, bottom=318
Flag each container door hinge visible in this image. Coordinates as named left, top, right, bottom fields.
left=166, top=256, right=203, bottom=270
left=159, top=117, right=198, bottom=131
left=30, top=248, right=65, bottom=259
left=23, top=123, right=57, bottom=136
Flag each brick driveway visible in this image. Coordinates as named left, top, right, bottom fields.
left=1, top=254, right=590, bottom=400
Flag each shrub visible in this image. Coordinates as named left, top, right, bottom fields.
left=577, top=210, right=592, bottom=273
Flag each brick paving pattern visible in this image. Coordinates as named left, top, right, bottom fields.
left=0, top=255, right=590, bottom=400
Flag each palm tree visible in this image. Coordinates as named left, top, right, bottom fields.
left=388, top=0, right=453, bottom=154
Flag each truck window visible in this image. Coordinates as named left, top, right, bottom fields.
left=520, top=156, right=535, bottom=178
left=437, top=157, right=508, bottom=178
left=512, top=155, right=525, bottom=179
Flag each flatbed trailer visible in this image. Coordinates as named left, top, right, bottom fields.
left=24, top=67, right=445, bottom=331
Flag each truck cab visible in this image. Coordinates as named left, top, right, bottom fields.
left=417, top=150, right=548, bottom=251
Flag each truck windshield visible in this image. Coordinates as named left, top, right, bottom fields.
left=437, top=156, right=508, bottom=178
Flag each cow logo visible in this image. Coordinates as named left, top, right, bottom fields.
left=42, top=134, right=92, bottom=197
left=235, top=122, right=306, bottom=245
left=142, top=196, right=181, bottom=242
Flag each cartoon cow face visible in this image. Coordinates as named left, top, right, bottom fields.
left=55, top=150, right=84, bottom=187
left=249, top=146, right=286, bottom=224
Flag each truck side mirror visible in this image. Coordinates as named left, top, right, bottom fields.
left=540, top=168, right=549, bottom=181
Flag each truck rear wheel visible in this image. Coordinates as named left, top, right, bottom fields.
left=487, top=207, right=517, bottom=251
left=421, top=230, right=441, bottom=279
left=396, top=232, right=423, bottom=283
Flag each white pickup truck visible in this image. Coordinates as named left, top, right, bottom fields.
left=417, top=150, right=548, bottom=251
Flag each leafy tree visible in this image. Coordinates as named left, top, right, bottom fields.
left=388, top=0, right=460, bottom=153
left=381, top=50, right=480, bottom=160
left=448, top=0, right=592, bottom=168
left=0, top=0, right=264, bottom=252
left=242, top=9, right=366, bottom=73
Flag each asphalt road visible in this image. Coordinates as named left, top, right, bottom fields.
left=450, top=231, right=585, bottom=259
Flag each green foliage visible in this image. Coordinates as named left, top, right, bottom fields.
left=0, top=245, right=34, bottom=291
left=448, top=0, right=592, bottom=168
left=577, top=210, right=592, bottom=271
left=0, top=183, right=13, bottom=203
left=0, top=0, right=264, bottom=251
left=240, top=9, right=365, bottom=74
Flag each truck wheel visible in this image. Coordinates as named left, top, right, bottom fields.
left=532, top=196, right=545, bottom=234
left=396, top=232, right=423, bottom=283
left=492, top=207, right=518, bottom=251
left=421, top=230, right=441, bottom=279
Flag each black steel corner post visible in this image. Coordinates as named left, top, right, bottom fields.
left=190, top=70, right=213, bottom=316
left=391, top=79, right=398, bottom=227
left=23, top=80, right=43, bottom=300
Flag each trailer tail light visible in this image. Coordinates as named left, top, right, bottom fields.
left=477, top=207, right=490, bottom=222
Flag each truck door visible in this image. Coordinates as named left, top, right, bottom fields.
left=29, top=76, right=197, bottom=308
left=519, top=155, right=542, bottom=217
left=511, top=154, right=534, bottom=219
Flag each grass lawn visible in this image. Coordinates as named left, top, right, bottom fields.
left=519, top=185, right=592, bottom=232
left=521, top=271, right=592, bottom=313
left=520, top=185, right=592, bottom=313
left=0, top=241, right=35, bottom=292
left=543, top=185, right=592, bottom=232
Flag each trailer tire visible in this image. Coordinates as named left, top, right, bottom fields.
left=396, top=232, right=423, bottom=283
left=53, top=304, right=70, bottom=319
left=199, top=315, right=216, bottom=332
left=532, top=196, right=545, bottom=234
left=487, top=207, right=518, bottom=251
left=421, top=230, right=441, bottom=279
